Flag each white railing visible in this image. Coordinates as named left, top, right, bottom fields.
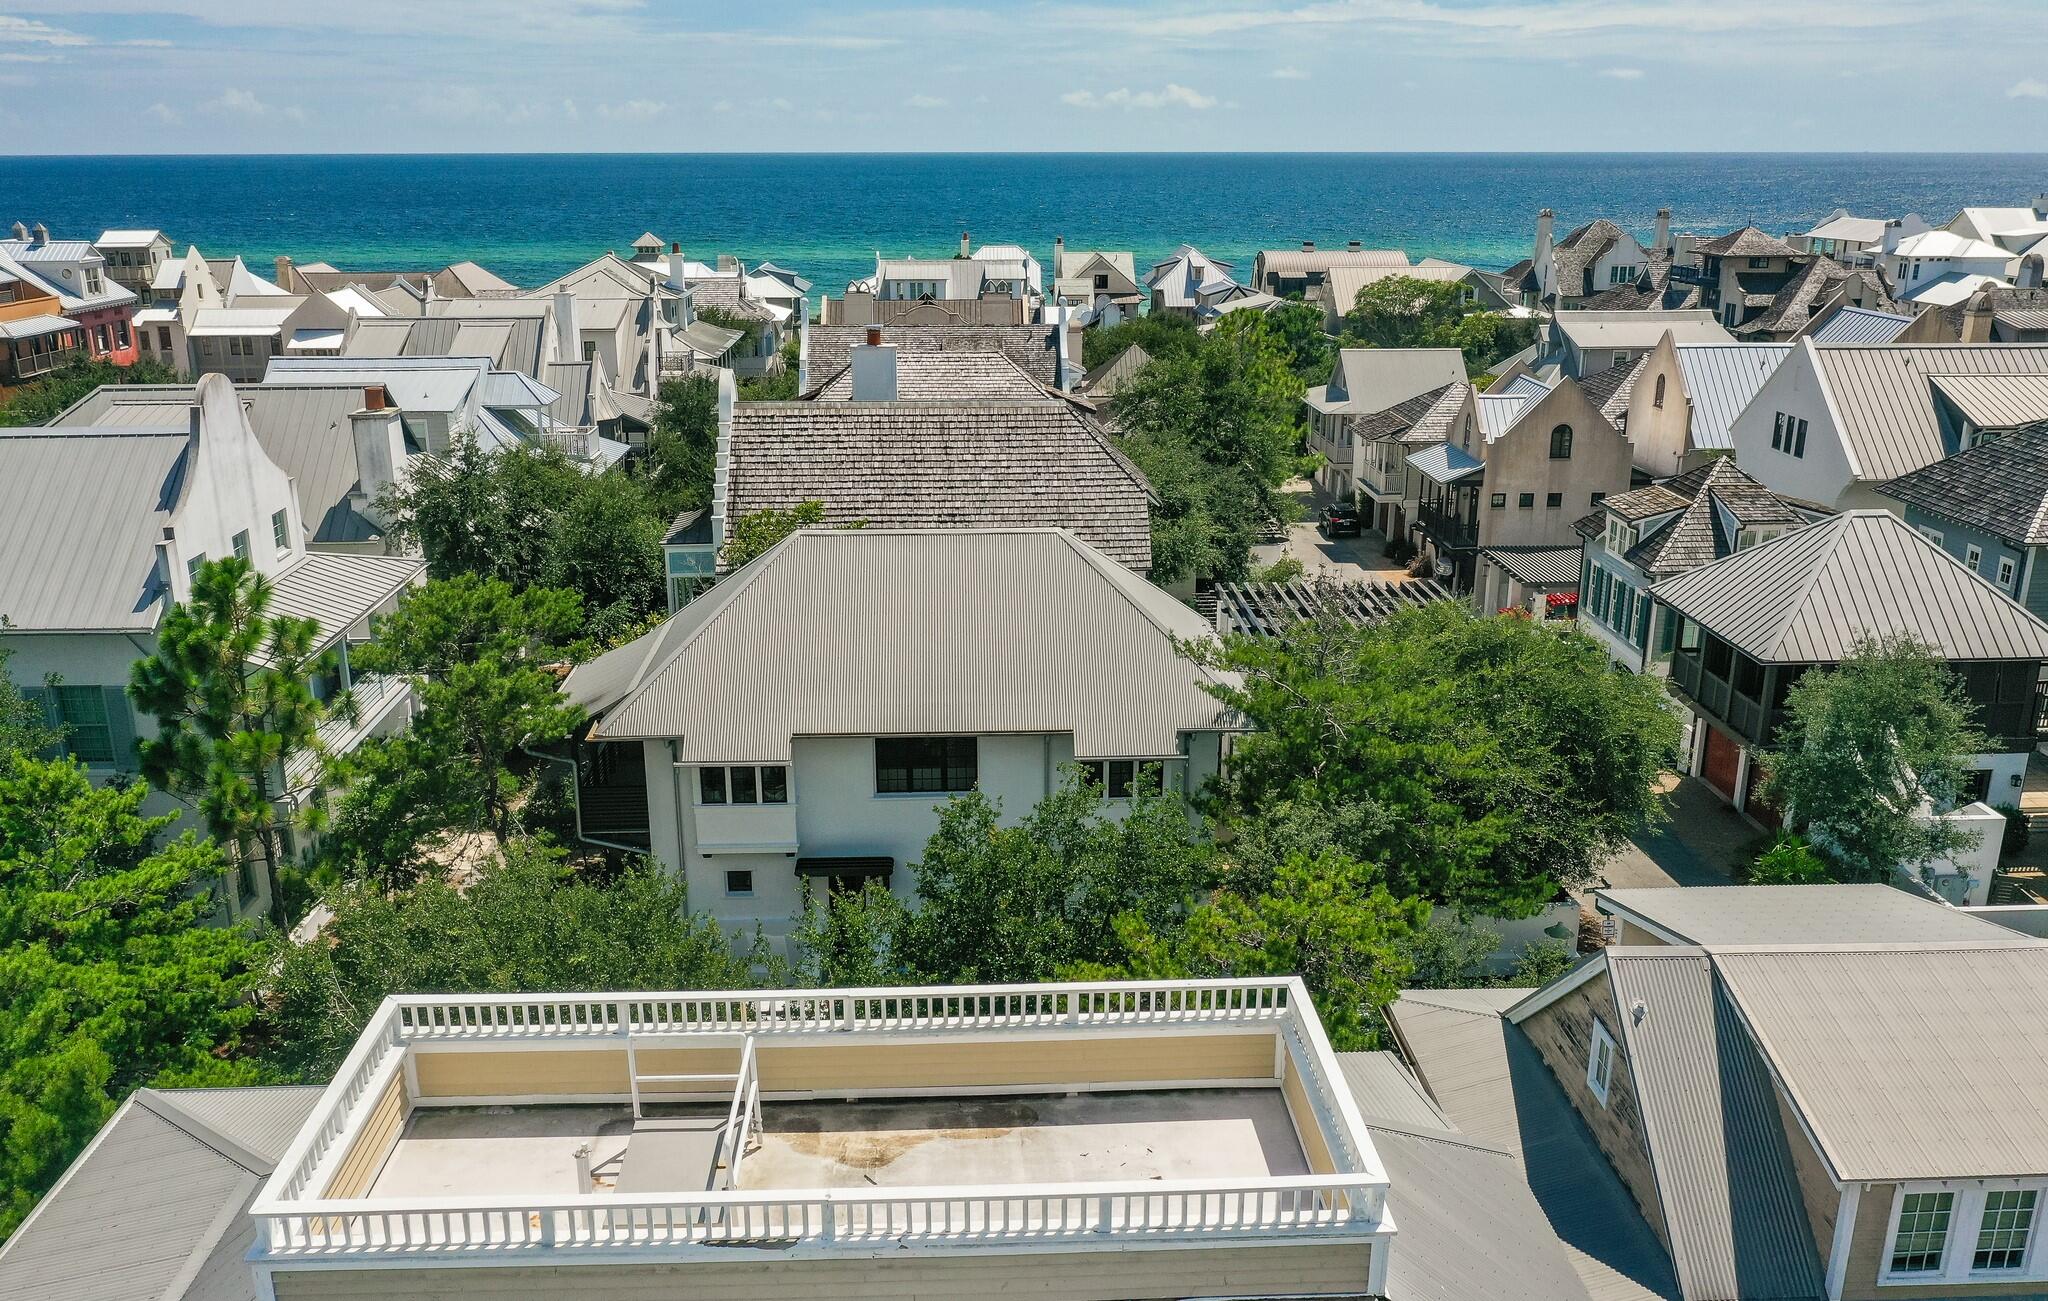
left=270, top=1002, right=406, bottom=1204
left=258, top=1172, right=1381, bottom=1257
left=721, top=1036, right=761, bottom=1190
left=391, top=978, right=1295, bottom=1042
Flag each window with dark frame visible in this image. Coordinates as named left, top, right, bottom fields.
left=1546, top=492, right=1563, bottom=508
left=1518, top=492, right=1535, bottom=508
left=1490, top=492, right=1507, bottom=508
left=699, top=767, right=726, bottom=804
left=272, top=509, right=290, bottom=551
left=876, top=737, right=977, bottom=794
left=53, top=686, right=114, bottom=764
left=698, top=764, right=789, bottom=805
left=724, top=870, right=754, bottom=896
left=1549, top=424, right=1573, bottom=458
left=1080, top=759, right=1164, bottom=799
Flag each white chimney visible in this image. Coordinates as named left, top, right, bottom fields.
left=1653, top=208, right=1671, bottom=254
left=1881, top=219, right=1904, bottom=256
left=2021, top=254, right=2045, bottom=291
left=667, top=245, right=687, bottom=291
left=796, top=304, right=811, bottom=394
left=349, top=386, right=407, bottom=527
left=1534, top=209, right=1556, bottom=300
left=8, top=221, right=24, bottom=241
left=1054, top=304, right=1075, bottom=391
left=30, top=222, right=48, bottom=247
left=551, top=290, right=581, bottom=365
left=710, top=369, right=736, bottom=557
left=850, top=327, right=898, bottom=401
left=959, top=230, right=972, bottom=258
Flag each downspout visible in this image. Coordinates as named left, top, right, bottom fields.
left=522, top=741, right=647, bottom=855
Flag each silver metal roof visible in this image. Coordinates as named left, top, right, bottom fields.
left=1597, top=883, right=2030, bottom=947
left=1929, top=372, right=2048, bottom=430
left=0, top=427, right=187, bottom=631
left=0, top=1086, right=319, bottom=1301
left=1325, top=347, right=1466, bottom=413
left=1481, top=545, right=1582, bottom=587
left=1812, top=343, right=2048, bottom=482
left=1649, top=509, right=2048, bottom=663
left=1805, top=305, right=1915, bottom=345
left=1715, top=943, right=2048, bottom=1181
left=0, top=312, right=79, bottom=340
left=1553, top=312, right=1734, bottom=350
left=1670, top=344, right=1791, bottom=451
left=52, top=383, right=383, bottom=545
left=265, top=552, right=425, bottom=651
left=1406, top=441, right=1483, bottom=482
left=1388, top=991, right=1679, bottom=1301
left=1369, top=1122, right=1597, bottom=1301
left=565, top=528, right=1235, bottom=761
left=1335, top=1050, right=1454, bottom=1132
left=1604, top=950, right=1826, bottom=1300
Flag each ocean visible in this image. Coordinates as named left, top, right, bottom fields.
left=5, top=152, right=2045, bottom=295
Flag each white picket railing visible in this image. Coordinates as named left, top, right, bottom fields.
left=259, top=1173, right=1380, bottom=1257
left=391, top=978, right=1296, bottom=1041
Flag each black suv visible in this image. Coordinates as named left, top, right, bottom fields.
left=1320, top=501, right=1363, bottom=537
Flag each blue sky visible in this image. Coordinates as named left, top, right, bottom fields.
left=5, top=0, right=2047, bottom=153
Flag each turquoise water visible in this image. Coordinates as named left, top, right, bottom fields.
left=5, top=153, right=2044, bottom=294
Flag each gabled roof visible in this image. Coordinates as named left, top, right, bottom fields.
left=1320, top=347, right=1466, bottom=414
left=726, top=400, right=1152, bottom=572
left=1600, top=949, right=1827, bottom=1300
left=1895, top=228, right=2011, bottom=261
left=1802, top=212, right=1887, bottom=244
left=1255, top=246, right=1408, bottom=277
left=1879, top=418, right=2048, bottom=545
left=0, top=426, right=189, bottom=630
left=1928, top=373, right=2048, bottom=429
left=563, top=528, right=1233, bottom=759
left=1551, top=219, right=1630, bottom=297
left=1649, top=509, right=2048, bottom=663
left=1552, top=311, right=1733, bottom=351
left=1574, top=356, right=1641, bottom=424
left=1597, top=883, right=2029, bottom=947
left=1693, top=226, right=1800, bottom=260
left=0, top=1086, right=320, bottom=1301
left=1806, top=342, right=2048, bottom=481
left=1712, top=942, right=2048, bottom=1181
left=807, top=324, right=1060, bottom=388
left=1078, top=343, right=1150, bottom=399
left=1737, top=257, right=1896, bottom=338
left=1612, top=458, right=1806, bottom=578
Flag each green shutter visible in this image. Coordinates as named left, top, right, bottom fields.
left=1635, top=594, right=1653, bottom=650
left=103, top=686, right=139, bottom=773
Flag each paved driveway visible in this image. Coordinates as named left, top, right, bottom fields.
left=1254, top=480, right=1418, bottom=584
left=1594, top=773, right=1757, bottom=890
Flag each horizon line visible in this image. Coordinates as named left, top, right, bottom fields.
left=7, top=149, right=2048, bottom=161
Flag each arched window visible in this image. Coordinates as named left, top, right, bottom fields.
left=1653, top=374, right=1667, bottom=408
left=1550, top=424, right=1574, bottom=459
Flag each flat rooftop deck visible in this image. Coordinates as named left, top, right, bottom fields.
left=368, top=1089, right=1308, bottom=1200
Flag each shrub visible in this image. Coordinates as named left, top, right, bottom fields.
left=1747, top=833, right=1830, bottom=884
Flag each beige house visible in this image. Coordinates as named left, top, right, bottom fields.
left=1051, top=238, right=1141, bottom=327
left=218, top=978, right=1394, bottom=1300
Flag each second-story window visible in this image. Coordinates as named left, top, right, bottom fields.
left=1653, top=374, right=1667, bottom=408
left=1771, top=412, right=1809, bottom=458
left=698, top=764, right=789, bottom=805
left=876, top=736, right=977, bottom=794
left=1079, top=759, right=1164, bottom=799
left=1586, top=1018, right=1617, bottom=1105
left=1550, top=424, right=1573, bottom=458
left=1890, top=1191, right=1954, bottom=1274
left=232, top=530, right=251, bottom=563
left=1975, top=1189, right=2038, bottom=1271
left=272, top=509, right=290, bottom=551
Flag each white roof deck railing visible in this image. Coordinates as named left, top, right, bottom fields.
left=252, top=978, right=1390, bottom=1262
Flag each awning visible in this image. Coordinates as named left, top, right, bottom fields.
left=287, top=327, right=346, bottom=351
left=1406, top=442, right=1484, bottom=483
left=794, top=856, right=893, bottom=880
left=0, top=313, right=80, bottom=341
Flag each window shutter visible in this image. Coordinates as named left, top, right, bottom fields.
left=103, top=686, right=140, bottom=773
left=1635, top=594, right=1653, bottom=649
left=21, top=685, right=65, bottom=759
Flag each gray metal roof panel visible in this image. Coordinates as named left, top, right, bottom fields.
left=1598, top=883, right=2024, bottom=947
left=1605, top=951, right=1827, bottom=1300
left=1370, top=1123, right=1597, bottom=1301
left=0, top=428, right=186, bottom=630
left=1335, top=1050, right=1455, bottom=1133
left=1671, top=344, right=1793, bottom=451
left=0, top=1086, right=319, bottom=1301
left=265, top=552, right=425, bottom=649
left=1482, top=545, right=1583, bottom=587
left=1806, top=306, right=1915, bottom=345
left=1387, top=993, right=1680, bottom=1301
left=1649, top=509, right=2048, bottom=663
left=1929, top=373, right=2048, bottom=430
left=1327, top=347, right=1466, bottom=413
left=565, top=528, right=1234, bottom=759
left=1813, top=344, right=2048, bottom=482
left=1406, top=441, right=1484, bottom=482
left=725, top=401, right=1151, bottom=572
left=1715, top=944, right=2048, bottom=1182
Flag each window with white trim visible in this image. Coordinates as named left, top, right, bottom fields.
left=1586, top=1018, right=1617, bottom=1105
left=1966, top=543, right=1983, bottom=570
left=1975, top=1188, right=2038, bottom=1272
left=1890, top=1190, right=1955, bottom=1274
left=2000, top=556, right=2018, bottom=590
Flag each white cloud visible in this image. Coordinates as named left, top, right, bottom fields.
left=768, top=96, right=794, bottom=112
left=144, top=101, right=180, bottom=124
left=1271, top=65, right=1310, bottom=79
left=204, top=86, right=304, bottom=122
left=597, top=98, right=668, bottom=121
left=0, top=15, right=90, bottom=47
left=711, top=99, right=733, bottom=113
left=0, top=51, right=62, bottom=63
left=2010, top=79, right=2048, bottom=100
left=1061, top=83, right=1217, bottom=110
left=562, top=97, right=580, bottom=120
left=903, top=93, right=946, bottom=109
left=1600, top=66, right=1644, bottom=79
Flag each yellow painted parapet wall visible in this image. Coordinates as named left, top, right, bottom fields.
left=410, top=1030, right=1283, bottom=1101
left=320, top=1070, right=407, bottom=1199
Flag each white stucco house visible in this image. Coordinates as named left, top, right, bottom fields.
left=0, top=373, right=426, bottom=922
left=560, top=527, right=1235, bottom=951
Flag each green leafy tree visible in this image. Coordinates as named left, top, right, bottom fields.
left=789, top=878, right=908, bottom=987
left=1197, top=601, right=1681, bottom=917
left=1110, top=312, right=1307, bottom=583
left=720, top=499, right=827, bottom=569
left=1342, top=275, right=1536, bottom=375
left=642, top=372, right=721, bottom=518
left=1081, top=312, right=1199, bottom=371
left=881, top=777, right=1215, bottom=983
left=0, top=755, right=264, bottom=1238
left=1077, top=848, right=1427, bottom=1050
left=129, top=557, right=347, bottom=929
left=1505, top=939, right=1575, bottom=987
left=1760, top=634, right=1991, bottom=884
left=265, top=840, right=758, bottom=1079
left=1261, top=300, right=1339, bottom=383
left=0, top=355, right=183, bottom=427
left=1746, top=833, right=1831, bottom=884
left=340, top=576, right=584, bottom=861
left=543, top=470, right=667, bottom=618
left=0, top=645, right=57, bottom=763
